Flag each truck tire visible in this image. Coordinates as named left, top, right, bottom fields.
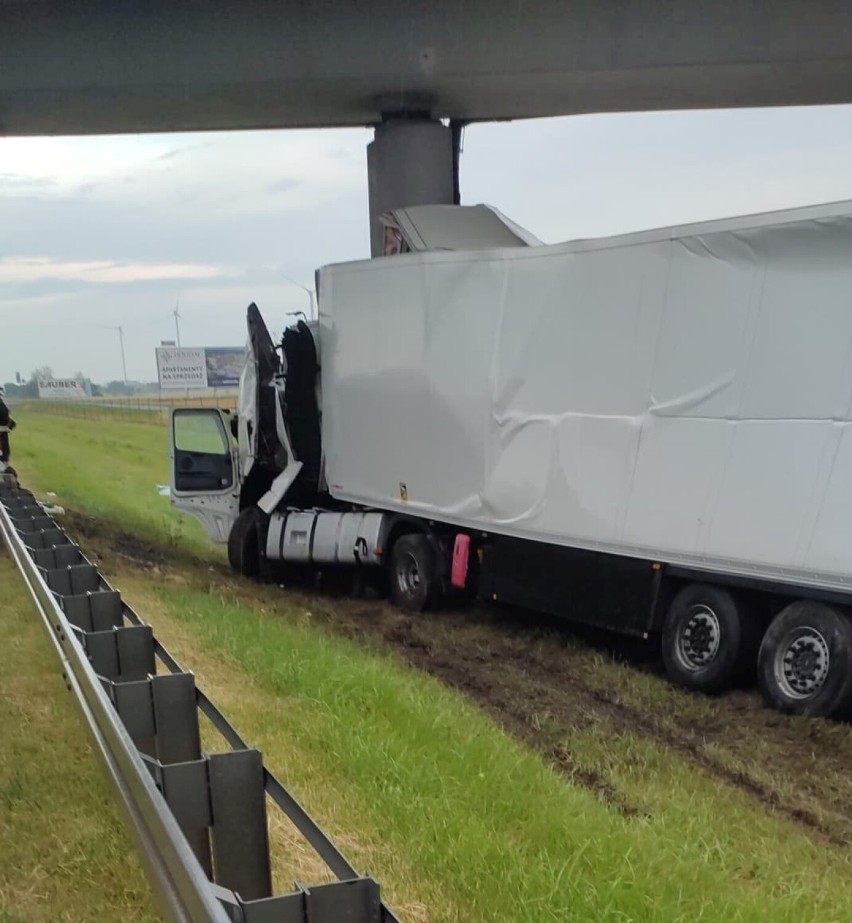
left=662, top=584, right=750, bottom=693
left=228, top=507, right=264, bottom=577
left=757, top=602, right=852, bottom=718
left=390, top=534, right=438, bottom=612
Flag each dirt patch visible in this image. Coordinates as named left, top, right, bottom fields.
left=66, top=510, right=174, bottom=568
left=65, top=509, right=230, bottom=581
left=70, top=511, right=852, bottom=849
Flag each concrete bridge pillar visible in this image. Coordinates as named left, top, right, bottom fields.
left=367, top=117, right=456, bottom=256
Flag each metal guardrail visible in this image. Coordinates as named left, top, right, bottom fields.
left=0, top=479, right=402, bottom=923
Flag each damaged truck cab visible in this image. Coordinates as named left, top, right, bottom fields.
left=172, top=302, right=321, bottom=555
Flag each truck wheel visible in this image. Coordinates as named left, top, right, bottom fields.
left=390, top=534, right=438, bottom=612
left=228, top=507, right=264, bottom=577
left=757, top=602, right=852, bottom=718
left=662, top=584, right=749, bottom=693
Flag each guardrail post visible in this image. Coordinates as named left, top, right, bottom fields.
left=62, top=590, right=124, bottom=632
left=159, top=759, right=214, bottom=878
left=85, top=625, right=156, bottom=680
left=153, top=673, right=202, bottom=763
left=209, top=749, right=273, bottom=901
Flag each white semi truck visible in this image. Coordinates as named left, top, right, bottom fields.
left=170, top=201, right=852, bottom=719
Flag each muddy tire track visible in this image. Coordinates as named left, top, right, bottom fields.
left=388, top=621, right=851, bottom=847
left=346, top=602, right=852, bottom=849
left=568, top=680, right=849, bottom=846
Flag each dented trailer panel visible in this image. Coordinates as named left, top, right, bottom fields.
left=318, top=199, right=852, bottom=595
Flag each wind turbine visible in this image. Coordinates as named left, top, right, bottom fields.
left=103, top=324, right=128, bottom=382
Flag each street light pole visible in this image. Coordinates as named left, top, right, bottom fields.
left=279, top=273, right=316, bottom=320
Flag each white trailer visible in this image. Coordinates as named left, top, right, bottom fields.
left=170, top=201, right=852, bottom=718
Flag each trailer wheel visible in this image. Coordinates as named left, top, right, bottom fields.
left=662, top=584, right=749, bottom=693
left=757, top=602, right=852, bottom=718
left=390, top=534, right=438, bottom=612
left=227, top=507, right=264, bottom=577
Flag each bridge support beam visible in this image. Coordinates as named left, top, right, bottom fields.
left=367, top=117, right=456, bottom=256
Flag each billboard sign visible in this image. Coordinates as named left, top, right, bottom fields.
left=37, top=377, right=90, bottom=400
left=156, top=346, right=244, bottom=390
left=205, top=347, right=245, bottom=388
left=156, top=347, right=208, bottom=390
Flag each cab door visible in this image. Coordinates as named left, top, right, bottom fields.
left=169, top=408, right=240, bottom=544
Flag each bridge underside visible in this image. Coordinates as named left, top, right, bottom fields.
left=4, top=1, right=852, bottom=136
left=5, top=1, right=852, bottom=254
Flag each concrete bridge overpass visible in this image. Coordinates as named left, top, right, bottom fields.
left=4, top=1, right=851, bottom=251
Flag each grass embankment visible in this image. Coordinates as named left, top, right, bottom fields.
left=9, top=406, right=852, bottom=921
left=0, top=557, right=159, bottom=923
left=10, top=410, right=215, bottom=555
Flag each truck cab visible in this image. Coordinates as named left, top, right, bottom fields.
left=169, top=302, right=322, bottom=549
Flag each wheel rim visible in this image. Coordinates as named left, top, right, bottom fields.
left=396, top=552, right=421, bottom=597
left=676, top=604, right=721, bottom=671
left=773, top=627, right=830, bottom=700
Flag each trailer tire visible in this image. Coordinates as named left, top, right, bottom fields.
left=389, top=534, right=438, bottom=612
left=662, top=584, right=748, bottom=693
left=757, top=602, right=852, bottom=718
left=228, top=507, right=264, bottom=578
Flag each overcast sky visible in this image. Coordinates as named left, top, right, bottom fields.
left=4, top=104, right=852, bottom=384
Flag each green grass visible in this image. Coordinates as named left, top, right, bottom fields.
left=10, top=408, right=852, bottom=921
left=133, top=580, right=852, bottom=923
left=13, top=399, right=166, bottom=426
left=0, top=557, right=159, bottom=923
left=11, top=406, right=216, bottom=555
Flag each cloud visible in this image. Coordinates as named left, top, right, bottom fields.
left=0, top=257, right=228, bottom=285
left=462, top=106, right=852, bottom=242
left=5, top=109, right=852, bottom=383
left=266, top=178, right=300, bottom=195
left=154, top=147, right=188, bottom=162
left=0, top=134, right=181, bottom=195
left=0, top=173, right=56, bottom=190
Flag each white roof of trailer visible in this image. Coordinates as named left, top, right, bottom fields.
left=563, top=198, right=852, bottom=252
left=326, top=199, right=852, bottom=274
left=382, top=204, right=542, bottom=252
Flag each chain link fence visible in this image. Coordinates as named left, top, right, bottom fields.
left=11, top=391, right=239, bottom=425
